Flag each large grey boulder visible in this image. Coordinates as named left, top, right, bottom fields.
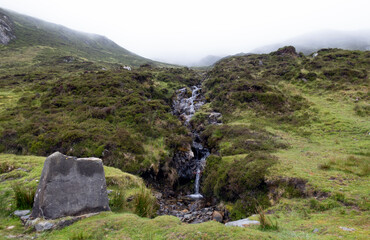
left=31, top=152, right=110, bottom=219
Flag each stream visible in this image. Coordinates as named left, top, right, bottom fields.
left=173, top=86, right=209, bottom=199
left=155, top=86, right=225, bottom=223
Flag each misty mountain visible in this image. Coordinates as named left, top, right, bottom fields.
left=251, top=29, right=370, bottom=54
left=189, top=55, right=223, bottom=67
left=0, top=8, right=157, bottom=67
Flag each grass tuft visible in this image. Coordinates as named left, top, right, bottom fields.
left=133, top=187, right=158, bottom=218
left=109, top=189, right=127, bottom=212
left=256, top=205, right=279, bottom=231
left=11, top=184, right=35, bottom=209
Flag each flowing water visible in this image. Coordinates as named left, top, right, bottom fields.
left=155, top=85, right=224, bottom=223
left=173, top=86, right=210, bottom=198
left=188, top=132, right=210, bottom=199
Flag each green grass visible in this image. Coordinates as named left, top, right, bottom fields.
left=268, top=83, right=370, bottom=204
left=194, top=47, right=369, bottom=239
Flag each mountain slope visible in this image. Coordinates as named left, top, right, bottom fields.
left=0, top=8, right=158, bottom=68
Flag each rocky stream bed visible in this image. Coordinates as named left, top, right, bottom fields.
left=155, top=86, right=226, bottom=224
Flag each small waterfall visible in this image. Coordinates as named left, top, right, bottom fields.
left=173, top=86, right=210, bottom=199
left=174, top=86, right=203, bottom=126
left=156, top=86, right=224, bottom=223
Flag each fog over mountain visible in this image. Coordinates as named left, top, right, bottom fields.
left=0, top=0, right=369, bottom=66
left=251, top=29, right=370, bottom=55
left=190, top=29, right=370, bottom=67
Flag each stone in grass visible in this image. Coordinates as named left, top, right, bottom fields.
left=225, top=218, right=260, bottom=227
left=34, top=221, right=54, bottom=232
left=26, top=213, right=99, bottom=232
left=212, top=211, right=223, bottom=223
left=339, top=226, right=355, bottom=231
left=13, top=210, right=30, bottom=217
left=31, top=152, right=110, bottom=220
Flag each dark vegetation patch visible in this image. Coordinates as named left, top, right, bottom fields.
left=303, top=49, right=369, bottom=90
left=202, top=124, right=287, bottom=155
left=204, top=47, right=308, bottom=123
left=205, top=48, right=369, bottom=119
left=0, top=67, right=201, bottom=177
left=202, top=152, right=277, bottom=219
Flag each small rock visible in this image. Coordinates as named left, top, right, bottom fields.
left=16, top=167, right=28, bottom=172
left=339, top=226, right=355, bottom=231
left=6, top=225, right=15, bottom=229
left=154, top=192, right=163, bottom=199
left=212, top=211, right=223, bottom=223
left=20, top=214, right=31, bottom=223
left=313, top=228, right=319, bottom=233
left=225, top=218, right=260, bottom=227
left=191, top=219, right=203, bottom=224
left=35, top=221, right=54, bottom=232
left=184, top=214, right=192, bottom=219
left=14, top=210, right=30, bottom=217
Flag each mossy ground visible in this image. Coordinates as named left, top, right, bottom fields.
left=195, top=47, right=369, bottom=239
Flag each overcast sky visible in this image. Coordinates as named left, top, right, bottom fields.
left=1, top=0, right=369, bottom=65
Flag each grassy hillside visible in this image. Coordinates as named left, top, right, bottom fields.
left=0, top=7, right=169, bottom=73
left=193, top=46, right=369, bottom=238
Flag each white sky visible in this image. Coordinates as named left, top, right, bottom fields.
left=0, top=0, right=369, bottom=65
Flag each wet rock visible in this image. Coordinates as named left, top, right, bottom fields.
left=173, top=143, right=195, bottom=180
left=172, top=86, right=204, bottom=124
left=154, top=192, right=163, bottom=199
left=0, top=13, right=16, bottom=45
left=14, top=210, right=30, bottom=217
left=31, top=152, right=110, bottom=219
left=212, top=211, right=223, bottom=222
left=207, top=112, right=222, bottom=125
